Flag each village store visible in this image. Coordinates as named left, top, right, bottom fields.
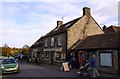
left=74, top=32, right=120, bottom=75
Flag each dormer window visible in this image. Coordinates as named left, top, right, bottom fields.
left=45, top=39, right=48, bottom=47
left=51, top=37, right=55, bottom=46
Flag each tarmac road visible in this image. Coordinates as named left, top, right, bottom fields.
left=1, top=62, right=79, bottom=79
left=1, top=62, right=120, bottom=79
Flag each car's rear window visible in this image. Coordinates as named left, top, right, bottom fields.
left=2, top=58, right=16, bottom=64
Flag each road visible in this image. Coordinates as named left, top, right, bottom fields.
left=2, top=62, right=119, bottom=79
left=1, top=62, right=79, bottom=79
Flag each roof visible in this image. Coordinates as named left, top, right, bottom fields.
left=112, top=26, right=120, bottom=31
left=43, top=17, right=81, bottom=38
left=103, top=26, right=120, bottom=33
left=74, top=32, right=120, bottom=50
left=30, top=37, right=43, bottom=48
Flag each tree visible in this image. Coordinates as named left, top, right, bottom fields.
left=2, top=47, right=13, bottom=56
left=23, top=45, right=29, bottom=49
left=21, top=45, right=29, bottom=55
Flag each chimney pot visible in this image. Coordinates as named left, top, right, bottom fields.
left=83, top=7, right=91, bottom=16
left=57, top=20, right=63, bottom=27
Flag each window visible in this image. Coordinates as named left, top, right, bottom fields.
left=45, top=39, right=48, bottom=47
left=100, top=52, right=112, bottom=67
left=51, top=37, right=55, bottom=46
left=55, top=52, right=61, bottom=62
left=58, top=35, right=62, bottom=46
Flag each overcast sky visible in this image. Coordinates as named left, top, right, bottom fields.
left=0, top=0, right=119, bottom=48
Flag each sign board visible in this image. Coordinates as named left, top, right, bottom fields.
left=43, top=47, right=62, bottom=52
left=62, top=63, right=70, bottom=72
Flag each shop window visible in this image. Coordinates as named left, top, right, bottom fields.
left=55, top=52, right=61, bottom=62
left=44, top=52, right=49, bottom=60
left=100, top=52, right=112, bottom=67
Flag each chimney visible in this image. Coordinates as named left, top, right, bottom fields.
left=57, top=20, right=63, bottom=27
left=103, top=25, right=107, bottom=30
left=83, top=7, right=91, bottom=16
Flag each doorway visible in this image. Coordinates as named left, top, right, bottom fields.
left=51, top=52, right=54, bottom=65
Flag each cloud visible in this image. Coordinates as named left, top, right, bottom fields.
left=1, top=1, right=119, bottom=48
left=1, top=0, right=87, bottom=2
left=2, top=0, right=119, bottom=2
left=2, top=29, right=39, bottom=47
left=82, top=1, right=118, bottom=26
left=1, top=17, right=56, bottom=47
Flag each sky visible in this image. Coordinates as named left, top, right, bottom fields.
left=0, top=0, right=120, bottom=48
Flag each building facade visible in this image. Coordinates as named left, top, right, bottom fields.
left=29, top=7, right=104, bottom=65
left=29, top=37, right=43, bottom=63
left=74, top=29, right=120, bottom=74
left=42, top=32, right=67, bottom=64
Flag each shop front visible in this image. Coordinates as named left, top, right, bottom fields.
left=43, top=47, right=64, bottom=65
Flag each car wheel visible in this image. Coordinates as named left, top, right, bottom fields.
left=16, top=69, right=20, bottom=73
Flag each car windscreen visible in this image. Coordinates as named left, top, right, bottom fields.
left=2, top=58, right=17, bottom=64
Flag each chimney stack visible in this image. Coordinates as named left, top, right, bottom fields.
left=57, top=20, right=63, bottom=27
left=83, top=7, right=91, bottom=16
left=103, top=25, right=107, bottom=30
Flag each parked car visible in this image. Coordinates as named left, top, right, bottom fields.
left=1, top=57, right=20, bottom=74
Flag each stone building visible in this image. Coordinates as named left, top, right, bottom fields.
left=30, top=7, right=104, bottom=65
left=74, top=26, right=120, bottom=74
left=29, top=37, right=43, bottom=63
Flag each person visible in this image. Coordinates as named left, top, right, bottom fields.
left=69, top=52, right=77, bottom=69
left=90, top=55, right=99, bottom=78
left=20, top=54, right=23, bottom=62
left=68, top=53, right=73, bottom=69
left=71, top=53, right=77, bottom=68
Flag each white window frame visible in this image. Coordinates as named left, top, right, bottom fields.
left=58, top=35, right=62, bottom=46
left=100, top=52, right=112, bottom=67
left=45, top=39, right=48, bottom=47
left=51, top=37, right=55, bottom=46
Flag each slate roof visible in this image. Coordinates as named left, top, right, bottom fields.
left=43, top=17, right=81, bottom=38
left=74, top=32, right=120, bottom=50
left=30, top=17, right=81, bottom=48
left=103, top=26, right=120, bottom=33
left=30, top=37, right=43, bottom=48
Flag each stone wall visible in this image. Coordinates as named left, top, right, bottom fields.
left=97, top=50, right=118, bottom=74
left=67, top=15, right=104, bottom=49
